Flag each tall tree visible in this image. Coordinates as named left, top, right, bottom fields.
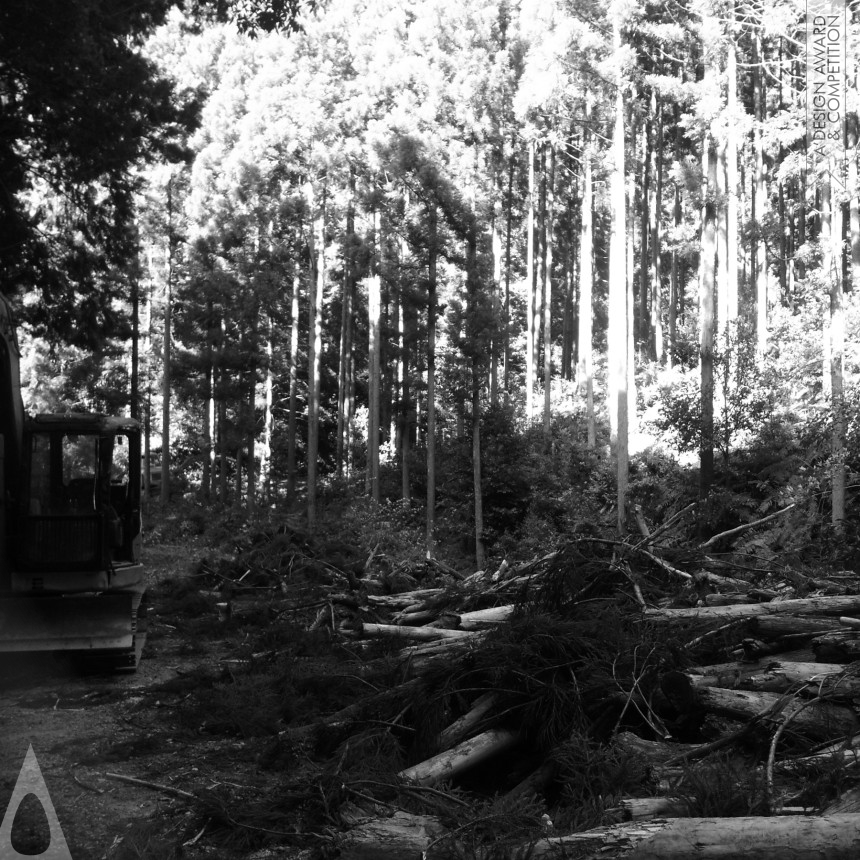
left=307, top=181, right=325, bottom=525
left=525, top=137, right=537, bottom=420
left=608, top=12, right=628, bottom=534
left=543, top=143, right=555, bottom=438
left=823, top=168, right=846, bottom=531
left=0, top=0, right=195, bottom=347
left=700, top=134, right=718, bottom=504
left=367, top=206, right=382, bottom=504
left=426, top=203, right=438, bottom=558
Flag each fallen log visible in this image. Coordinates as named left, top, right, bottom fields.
left=398, top=729, right=519, bottom=786
left=456, top=604, right=515, bottom=630
left=514, top=814, right=860, bottom=859
left=813, top=632, right=860, bottom=663
left=662, top=675, right=857, bottom=743
left=612, top=732, right=699, bottom=767
left=438, top=692, right=497, bottom=749
left=617, top=796, right=690, bottom=820
left=687, top=661, right=860, bottom=696
left=339, top=810, right=445, bottom=860
left=391, top=609, right=437, bottom=625
left=361, top=622, right=477, bottom=642
left=645, top=595, right=860, bottom=623
left=748, top=615, right=843, bottom=638
left=366, top=589, right=445, bottom=608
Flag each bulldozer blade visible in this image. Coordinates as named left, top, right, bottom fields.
left=0, top=593, right=137, bottom=653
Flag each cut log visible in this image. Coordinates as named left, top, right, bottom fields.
left=617, top=796, right=690, bottom=820
left=391, top=610, right=437, bottom=625
left=644, top=595, right=860, bottom=623
left=515, top=814, right=860, bottom=859
left=748, top=615, right=843, bottom=638
left=662, top=675, right=857, bottom=743
left=339, top=810, right=445, bottom=860
left=361, top=622, right=477, bottom=641
left=813, top=632, right=860, bottom=663
left=687, top=661, right=860, bottom=696
left=456, top=604, right=515, bottom=630
left=366, top=589, right=445, bottom=607
left=612, top=731, right=699, bottom=767
left=438, top=692, right=497, bottom=749
left=398, top=729, right=519, bottom=786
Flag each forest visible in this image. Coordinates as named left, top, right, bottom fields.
left=7, top=0, right=860, bottom=857
left=3, top=0, right=857, bottom=559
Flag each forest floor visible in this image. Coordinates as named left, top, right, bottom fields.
left=4, top=502, right=860, bottom=860
left=0, top=539, right=312, bottom=860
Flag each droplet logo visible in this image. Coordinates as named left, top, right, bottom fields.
left=0, top=744, right=72, bottom=859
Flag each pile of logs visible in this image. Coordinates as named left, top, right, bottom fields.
left=206, top=524, right=860, bottom=859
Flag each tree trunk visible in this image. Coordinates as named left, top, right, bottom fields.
left=340, top=812, right=444, bottom=860
left=142, top=264, right=153, bottom=498
left=426, top=204, right=437, bottom=558
left=850, top=100, right=860, bottom=290
left=650, top=91, right=663, bottom=362
left=522, top=815, right=860, bottom=859
left=218, top=384, right=227, bottom=504
left=466, top=183, right=485, bottom=570
left=368, top=207, right=382, bottom=504
left=753, top=31, right=768, bottom=358
left=399, top=235, right=411, bottom=502
left=398, top=729, right=518, bottom=786
left=716, top=136, right=729, bottom=348
left=578, top=94, right=596, bottom=449
left=543, top=143, right=555, bottom=438
left=490, top=199, right=501, bottom=406
left=700, top=134, right=717, bottom=504
left=640, top=109, right=651, bottom=352
left=503, top=137, right=515, bottom=398
left=662, top=677, right=856, bottom=741
left=668, top=105, right=682, bottom=368
left=160, top=181, right=175, bottom=509
left=261, top=314, right=274, bottom=500
left=202, top=300, right=214, bottom=501
left=307, top=183, right=325, bottom=526
left=824, top=164, right=846, bottom=532
left=726, top=28, right=740, bottom=335
left=438, top=693, right=498, bottom=750
left=130, top=275, right=140, bottom=422
left=687, top=660, right=860, bottom=696
left=287, top=256, right=300, bottom=498
left=245, top=328, right=257, bottom=513
left=526, top=138, right=536, bottom=420
left=645, top=595, right=860, bottom=623
left=337, top=167, right=356, bottom=476
left=609, top=18, right=628, bottom=534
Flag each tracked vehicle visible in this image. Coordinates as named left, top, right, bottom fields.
left=0, top=293, right=146, bottom=669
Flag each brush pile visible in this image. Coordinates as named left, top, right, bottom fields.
left=188, top=514, right=860, bottom=859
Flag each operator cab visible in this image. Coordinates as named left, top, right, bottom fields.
left=16, top=413, right=142, bottom=574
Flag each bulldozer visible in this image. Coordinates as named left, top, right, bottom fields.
left=0, top=293, right=146, bottom=670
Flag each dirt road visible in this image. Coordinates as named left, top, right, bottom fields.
left=0, top=541, right=257, bottom=860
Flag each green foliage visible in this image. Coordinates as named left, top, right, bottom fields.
left=676, top=752, right=768, bottom=816
left=654, top=325, right=780, bottom=465
left=1, top=0, right=197, bottom=347
left=430, top=792, right=547, bottom=859
left=552, top=730, right=651, bottom=831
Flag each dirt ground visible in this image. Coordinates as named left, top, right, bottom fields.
left=0, top=541, right=299, bottom=860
